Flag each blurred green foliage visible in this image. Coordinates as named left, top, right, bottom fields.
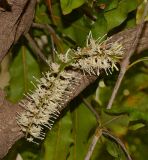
left=3, top=0, right=148, bottom=160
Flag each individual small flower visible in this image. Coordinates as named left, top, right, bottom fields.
left=51, top=63, right=60, bottom=73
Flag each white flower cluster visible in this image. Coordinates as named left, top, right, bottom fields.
left=17, top=67, right=79, bottom=142
left=17, top=32, right=124, bottom=142
left=59, top=32, right=123, bottom=75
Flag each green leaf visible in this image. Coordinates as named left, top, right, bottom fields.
left=106, top=141, right=120, bottom=158
left=91, top=13, right=107, bottom=38
left=104, top=107, right=148, bottom=123
left=63, top=16, right=90, bottom=46
left=105, top=0, right=140, bottom=31
left=60, top=0, right=86, bottom=15
left=21, top=151, right=39, bottom=160
left=128, top=123, right=145, bottom=130
left=98, top=0, right=119, bottom=11
left=136, top=0, right=148, bottom=24
left=68, top=102, right=97, bottom=160
left=63, top=13, right=107, bottom=46
left=35, top=3, right=51, bottom=24
left=8, top=46, right=40, bottom=102
left=43, top=111, right=73, bottom=160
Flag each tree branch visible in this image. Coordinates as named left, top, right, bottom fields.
left=0, top=0, right=37, bottom=158
left=0, top=92, right=24, bottom=159
left=0, top=13, right=148, bottom=159
left=0, top=0, right=36, bottom=63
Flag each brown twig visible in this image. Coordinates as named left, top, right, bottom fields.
left=80, top=94, right=100, bottom=123
left=84, top=127, right=102, bottom=160
left=85, top=127, right=132, bottom=160
left=32, top=23, right=63, bottom=52
left=32, top=22, right=56, bottom=35
left=24, top=33, right=48, bottom=64
left=44, top=0, right=56, bottom=25
left=107, top=1, right=148, bottom=109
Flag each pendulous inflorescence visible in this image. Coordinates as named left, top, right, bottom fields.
left=17, top=32, right=124, bottom=143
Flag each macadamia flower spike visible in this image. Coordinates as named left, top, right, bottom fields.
left=17, top=32, right=124, bottom=142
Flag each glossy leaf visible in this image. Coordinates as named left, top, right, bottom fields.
left=98, top=0, right=119, bottom=11
left=105, top=0, right=140, bottom=31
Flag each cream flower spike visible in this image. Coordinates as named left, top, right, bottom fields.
left=58, top=31, right=123, bottom=75
left=17, top=32, right=124, bottom=143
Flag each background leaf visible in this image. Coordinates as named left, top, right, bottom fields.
left=104, top=0, right=140, bottom=31
left=7, top=46, right=40, bottom=102
left=60, top=0, right=86, bottom=15
left=68, top=101, right=97, bottom=160
left=43, top=111, right=73, bottom=160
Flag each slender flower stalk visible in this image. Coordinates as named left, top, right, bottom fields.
left=17, top=32, right=124, bottom=142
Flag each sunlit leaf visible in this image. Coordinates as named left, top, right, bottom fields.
left=60, top=0, right=86, bottom=15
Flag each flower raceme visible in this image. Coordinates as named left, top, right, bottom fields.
left=17, top=32, right=124, bottom=143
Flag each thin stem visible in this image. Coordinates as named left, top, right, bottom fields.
left=107, top=1, right=148, bottom=109
left=32, top=23, right=55, bottom=35
left=84, top=127, right=102, bottom=160
left=24, top=33, right=48, bottom=65
left=81, top=95, right=100, bottom=122
left=101, top=115, right=123, bottom=127
left=32, top=23, right=63, bottom=52
left=102, top=129, right=132, bottom=160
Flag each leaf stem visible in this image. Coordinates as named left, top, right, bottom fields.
left=24, top=33, right=48, bottom=65
left=102, top=129, right=132, bottom=160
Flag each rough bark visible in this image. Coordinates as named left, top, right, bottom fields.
left=0, top=0, right=148, bottom=158
left=0, top=0, right=36, bottom=63
left=0, top=91, right=24, bottom=160
left=0, top=0, right=36, bottom=159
